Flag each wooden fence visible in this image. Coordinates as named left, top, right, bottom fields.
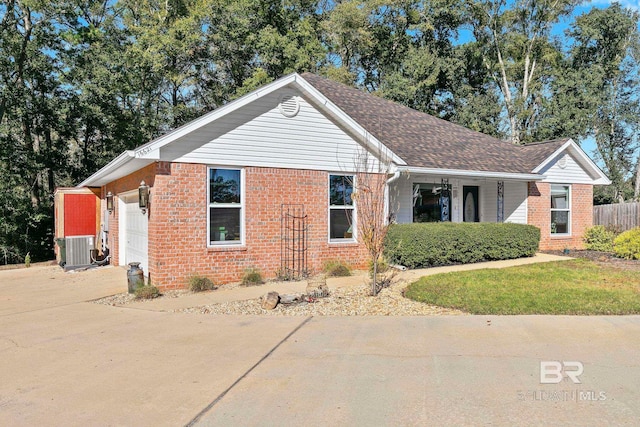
left=593, top=202, right=640, bottom=232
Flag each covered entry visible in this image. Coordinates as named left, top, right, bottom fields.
left=119, top=192, right=149, bottom=275
left=391, top=175, right=529, bottom=225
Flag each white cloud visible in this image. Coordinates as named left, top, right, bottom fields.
left=587, top=0, right=639, bottom=11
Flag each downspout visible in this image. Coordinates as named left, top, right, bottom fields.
left=384, top=170, right=401, bottom=224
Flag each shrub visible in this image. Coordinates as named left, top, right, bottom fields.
left=323, top=260, right=352, bottom=277
left=583, top=225, right=616, bottom=252
left=242, top=267, right=264, bottom=286
left=384, top=222, right=540, bottom=269
left=134, top=285, right=160, bottom=299
left=613, top=227, right=640, bottom=260
left=24, top=252, right=31, bottom=268
left=189, top=275, right=217, bottom=292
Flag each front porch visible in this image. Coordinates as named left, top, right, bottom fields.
left=389, top=173, right=530, bottom=225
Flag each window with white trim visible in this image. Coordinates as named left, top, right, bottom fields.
left=208, top=168, right=243, bottom=245
left=550, top=184, right=570, bottom=235
left=329, top=174, right=355, bottom=241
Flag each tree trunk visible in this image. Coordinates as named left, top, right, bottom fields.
left=44, top=128, right=56, bottom=193
left=492, top=30, right=521, bottom=144
left=371, top=254, right=378, bottom=296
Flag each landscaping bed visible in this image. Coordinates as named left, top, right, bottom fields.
left=93, top=253, right=640, bottom=316
left=176, top=281, right=466, bottom=316
left=93, top=289, right=190, bottom=306
left=93, top=274, right=466, bottom=316
left=543, top=249, right=640, bottom=272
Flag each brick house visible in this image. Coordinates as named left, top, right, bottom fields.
left=76, top=73, right=609, bottom=289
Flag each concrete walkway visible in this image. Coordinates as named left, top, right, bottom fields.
left=126, top=253, right=571, bottom=311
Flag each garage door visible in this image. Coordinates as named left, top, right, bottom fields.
left=124, top=200, right=148, bottom=275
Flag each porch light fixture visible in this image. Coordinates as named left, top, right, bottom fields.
left=138, top=181, right=150, bottom=214
left=106, top=191, right=114, bottom=214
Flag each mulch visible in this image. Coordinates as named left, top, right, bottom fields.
left=542, top=250, right=640, bottom=272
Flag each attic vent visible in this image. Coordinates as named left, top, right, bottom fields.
left=558, top=154, right=568, bottom=169
left=279, top=95, right=300, bottom=118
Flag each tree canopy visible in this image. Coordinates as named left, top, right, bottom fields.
left=0, top=0, right=638, bottom=263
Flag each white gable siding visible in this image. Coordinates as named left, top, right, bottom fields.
left=166, top=90, right=376, bottom=172
left=540, top=153, right=594, bottom=184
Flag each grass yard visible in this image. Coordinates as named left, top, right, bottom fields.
left=405, top=259, right=640, bottom=315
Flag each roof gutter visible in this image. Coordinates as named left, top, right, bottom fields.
left=386, top=170, right=401, bottom=185
left=399, top=166, right=543, bottom=181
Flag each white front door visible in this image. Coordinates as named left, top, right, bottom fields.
left=124, top=199, right=149, bottom=275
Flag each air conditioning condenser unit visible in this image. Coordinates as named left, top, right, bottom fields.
left=64, top=236, right=94, bottom=270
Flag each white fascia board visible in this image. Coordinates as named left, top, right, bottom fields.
left=133, top=147, right=160, bottom=160
left=592, top=177, right=612, bottom=185
left=400, top=166, right=543, bottom=181
left=532, top=138, right=611, bottom=185
left=78, top=151, right=136, bottom=187
left=293, top=75, right=407, bottom=167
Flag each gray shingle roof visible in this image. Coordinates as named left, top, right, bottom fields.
left=519, top=138, right=570, bottom=171
left=301, top=72, right=557, bottom=175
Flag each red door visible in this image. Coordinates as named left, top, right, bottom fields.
left=64, top=194, right=96, bottom=236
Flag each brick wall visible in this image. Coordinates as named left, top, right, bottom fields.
left=527, top=182, right=593, bottom=250
left=102, top=162, right=162, bottom=269
left=104, top=163, right=369, bottom=290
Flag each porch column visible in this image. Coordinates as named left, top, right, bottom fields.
left=497, top=181, right=504, bottom=222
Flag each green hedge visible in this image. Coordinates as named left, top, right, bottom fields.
left=384, top=222, right=540, bottom=269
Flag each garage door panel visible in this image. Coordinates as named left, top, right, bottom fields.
left=125, top=201, right=148, bottom=275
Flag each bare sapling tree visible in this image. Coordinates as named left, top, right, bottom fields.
left=351, top=143, right=397, bottom=296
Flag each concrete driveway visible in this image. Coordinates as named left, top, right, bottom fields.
left=1, top=265, right=639, bottom=426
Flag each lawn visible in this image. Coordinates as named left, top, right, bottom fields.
left=404, top=259, right=640, bottom=315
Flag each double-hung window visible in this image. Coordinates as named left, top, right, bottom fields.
left=550, top=184, right=570, bottom=235
left=208, top=168, right=243, bottom=245
left=329, top=174, right=355, bottom=241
